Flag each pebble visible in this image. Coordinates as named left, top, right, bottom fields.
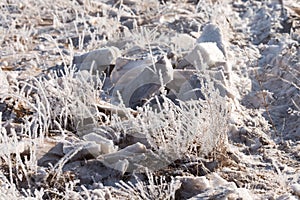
left=176, top=176, right=211, bottom=199
left=111, top=56, right=173, bottom=108
left=197, top=23, right=226, bottom=57
left=184, top=42, right=226, bottom=70
left=73, top=46, right=121, bottom=74
left=291, top=184, right=300, bottom=197
left=82, top=132, right=118, bottom=154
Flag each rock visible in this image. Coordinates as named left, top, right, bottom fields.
left=208, top=172, right=230, bottom=187
left=64, top=159, right=123, bottom=186
left=62, top=141, right=102, bottom=161
left=197, top=23, right=226, bottom=57
left=291, top=184, right=300, bottom=197
left=82, top=132, right=118, bottom=155
left=177, top=172, right=255, bottom=200
left=188, top=183, right=254, bottom=200
left=190, top=23, right=232, bottom=83
left=112, top=56, right=173, bottom=108
left=226, top=188, right=254, bottom=200
left=33, top=167, right=48, bottom=184
left=171, top=33, right=196, bottom=52
left=177, top=74, right=206, bottom=101
left=111, top=57, right=153, bottom=84
left=213, top=80, right=232, bottom=98
left=167, top=70, right=232, bottom=102
left=98, top=142, right=147, bottom=173
left=183, top=42, right=226, bottom=70
left=37, top=142, right=64, bottom=167
left=250, top=8, right=271, bottom=44
left=176, top=176, right=211, bottom=199
left=209, top=70, right=227, bottom=85
left=243, top=90, right=275, bottom=109
left=73, top=47, right=121, bottom=73
left=166, top=69, right=196, bottom=93
left=277, top=193, right=299, bottom=200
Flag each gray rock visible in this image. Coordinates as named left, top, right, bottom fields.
left=37, top=142, right=64, bottom=167
left=63, top=159, right=123, bottom=186
left=111, top=57, right=153, bottom=84
left=177, top=172, right=256, bottom=200
left=197, top=23, right=226, bottom=57
left=176, top=176, right=211, bottom=199
left=112, top=56, right=173, bottom=108
left=166, top=69, right=196, bottom=93
left=183, top=42, right=226, bottom=70
left=291, top=184, right=300, bottom=197
left=250, top=8, right=271, bottom=45
left=82, top=132, right=118, bottom=155
left=98, top=142, right=147, bottom=174
left=171, top=33, right=196, bottom=52
left=277, top=193, right=299, bottom=200
left=73, top=46, right=121, bottom=73
left=62, top=141, right=102, bottom=161
left=177, top=74, right=205, bottom=101
left=189, top=184, right=254, bottom=200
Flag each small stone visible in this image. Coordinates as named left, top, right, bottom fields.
left=184, top=42, right=226, bottom=70
left=34, top=167, right=48, bottom=184
left=166, top=69, right=196, bottom=93
left=171, top=33, right=196, bottom=52
left=73, top=47, right=121, bottom=74
left=277, top=193, right=299, bottom=200
left=197, top=23, right=226, bottom=56
left=98, top=142, right=147, bottom=172
left=82, top=132, right=118, bottom=154
left=208, top=172, right=231, bottom=187
left=111, top=57, right=153, bottom=84
left=112, top=56, right=173, bottom=108
left=291, top=184, right=300, bottom=197
left=176, top=176, right=211, bottom=199
left=1, top=61, right=8, bottom=67
left=177, top=74, right=205, bottom=101
left=227, top=188, right=254, bottom=200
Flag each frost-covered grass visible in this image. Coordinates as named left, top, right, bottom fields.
left=0, top=1, right=232, bottom=198
left=0, top=61, right=228, bottom=198
left=1, top=0, right=299, bottom=199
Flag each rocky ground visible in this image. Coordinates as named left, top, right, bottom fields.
left=0, top=0, right=300, bottom=199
